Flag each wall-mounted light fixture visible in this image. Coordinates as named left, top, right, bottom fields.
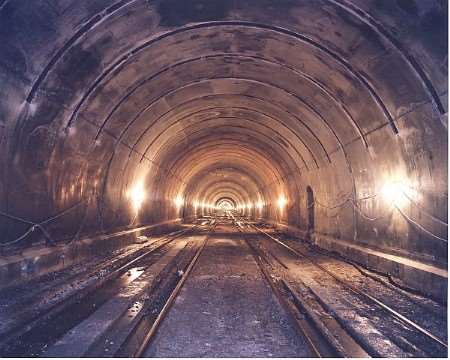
left=257, top=200, right=264, bottom=210
left=127, top=180, right=146, bottom=213
left=174, top=194, right=184, bottom=209
left=277, top=194, right=287, bottom=211
left=381, top=180, right=417, bottom=208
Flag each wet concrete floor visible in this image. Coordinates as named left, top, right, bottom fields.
left=145, top=225, right=311, bottom=357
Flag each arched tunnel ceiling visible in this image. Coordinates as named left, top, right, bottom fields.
left=0, top=0, right=447, bottom=261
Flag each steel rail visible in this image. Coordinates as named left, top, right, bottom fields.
left=234, top=220, right=369, bottom=358
left=237, top=228, right=332, bottom=358
left=132, top=220, right=216, bottom=357
left=102, top=226, right=196, bottom=281
left=249, top=222, right=448, bottom=350
left=0, top=225, right=197, bottom=356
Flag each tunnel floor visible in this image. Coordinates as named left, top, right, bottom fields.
left=0, top=218, right=447, bottom=358
left=145, top=224, right=310, bottom=357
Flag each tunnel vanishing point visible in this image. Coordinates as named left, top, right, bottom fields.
left=0, top=0, right=448, bottom=335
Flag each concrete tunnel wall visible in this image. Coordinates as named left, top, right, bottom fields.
left=0, top=0, right=447, bottom=266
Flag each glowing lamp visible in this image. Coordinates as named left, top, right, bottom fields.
left=381, top=180, right=417, bottom=208
left=257, top=201, right=264, bottom=210
left=127, top=180, right=146, bottom=212
left=174, top=194, right=184, bottom=209
left=277, top=195, right=287, bottom=210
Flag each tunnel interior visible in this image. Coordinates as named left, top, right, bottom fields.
left=0, top=0, right=447, bottom=268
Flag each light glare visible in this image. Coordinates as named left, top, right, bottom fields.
left=127, top=180, right=146, bottom=213
left=277, top=195, right=287, bottom=210
left=175, top=194, right=184, bottom=209
left=381, top=181, right=416, bottom=208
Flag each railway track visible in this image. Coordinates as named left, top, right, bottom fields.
left=233, top=222, right=367, bottom=357
left=0, top=222, right=209, bottom=357
left=82, top=219, right=216, bottom=357
left=1, top=216, right=444, bottom=358
left=115, top=221, right=215, bottom=357
left=234, top=218, right=447, bottom=358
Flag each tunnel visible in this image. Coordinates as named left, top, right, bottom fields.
left=0, top=0, right=448, bottom=358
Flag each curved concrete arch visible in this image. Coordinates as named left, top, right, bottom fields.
left=0, top=0, right=446, bottom=265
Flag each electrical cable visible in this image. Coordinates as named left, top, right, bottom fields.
left=312, top=195, right=447, bottom=241
left=0, top=198, right=89, bottom=247
left=0, top=226, right=36, bottom=247
left=39, top=200, right=86, bottom=226
left=1, top=184, right=447, bottom=247
left=0, top=210, right=35, bottom=225
left=396, top=205, right=448, bottom=243
left=0, top=223, right=56, bottom=248
left=312, top=190, right=447, bottom=233
left=350, top=199, right=391, bottom=221
left=312, top=197, right=350, bottom=210
left=311, top=192, right=378, bottom=210
left=401, top=191, right=447, bottom=226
